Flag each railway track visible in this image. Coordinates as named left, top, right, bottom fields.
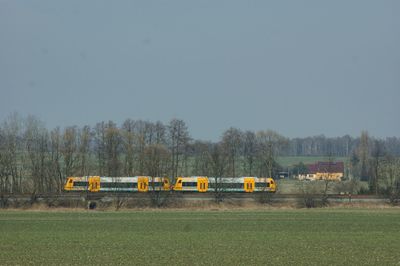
left=1, top=192, right=389, bottom=203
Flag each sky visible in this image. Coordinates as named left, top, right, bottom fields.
left=1, top=0, right=399, bottom=141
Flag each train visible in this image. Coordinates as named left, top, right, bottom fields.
left=64, top=176, right=276, bottom=193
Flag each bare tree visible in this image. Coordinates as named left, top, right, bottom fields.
left=320, top=147, right=336, bottom=206
left=77, top=125, right=91, bottom=176
left=121, top=119, right=136, bottom=176
left=144, top=144, right=171, bottom=177
left=221, top=127, right=242, bottom=177
left=358, top=131, right=370, bottom=181
left=104, top=121, right=121, bottom=176
left=133, top=120, right=151, bottom=175
left=24, top=115, right=49, bottom=196
left=0, top=128, right=11, bottom=207
left=121, top=120, right=167, bottom=176
left=93, top=121, right=122, bottom=176
left=242, top=131, right=257, bottom=176
left=168, top=119, right=190, bottom=178
left=0, top=113, right=24, bottom=195
left=49, top=127, right=63, bottom=193
left=381, top=155, right=400, bottom=204
left=191, top=141, right=213, bottom=176
left=370, top=139, right=385, bottom=195
left=256, top=130, right=288, bottom=178
left=142, top=144, right=171, bottom=207
left=153, top=121, right=166, bottom=145
left=209, top=143, right=228, bottom=203
left=61, top=126, right=78, bottom=178
left=94, top=121, right=107, bottom=176
left=0, top=114, right=26, bottom=207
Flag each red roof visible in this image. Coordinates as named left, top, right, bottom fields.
left=307, top=161, right=344, bottom=174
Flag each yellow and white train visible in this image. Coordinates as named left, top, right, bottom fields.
left=64, top=176, right=276, bottom=193
left=174, top=176, right=276, bottom=193
left=64, top=176, right=170, bottom=192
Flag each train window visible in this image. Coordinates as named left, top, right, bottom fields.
left=226, top=183, right=243, bottom=189
left=101, top=183, right=111, bottom=188
left=255, top=183, right=267, bottom=188
left=101, top=182, right=136, bottom=188
left=182, top=182, right=197, bottom=187
left=73, top=182, right=88, bottom=187
left=68, top=179, right=73, bottom=183
left=150, top=182, right=163, bottom=187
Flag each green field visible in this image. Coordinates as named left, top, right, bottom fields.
left=275, top=179, right=369, bottom=194
left=277, top=156, right=348, bottom=167
left=1, top=209, right=400, bottom=265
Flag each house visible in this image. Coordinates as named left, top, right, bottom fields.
left=297, top=161, right=344, bottom=181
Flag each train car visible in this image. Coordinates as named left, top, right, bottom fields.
left=64, top=176, right=170, bottom=192
left=174, top=176, right=276, bottom=193
left=173, top=176, right=208, bottom=192
left=65, top=176, right=273, bottom=193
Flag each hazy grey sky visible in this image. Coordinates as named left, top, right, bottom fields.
left=1, top=1, right=399, bottom=141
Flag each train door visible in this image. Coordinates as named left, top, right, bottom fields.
left=173, top=178, right=183, bottom=191
left=64, top=177, right=74, bottom=191
left=138, top=176, right=149, bottom=192
left=197, top=177, right=208, bottom=192
left=88, top=176, right=100, bottom=192
left=162, top=177, right=170, bottom=191
left=267, top=178, right=276, bottom=192
left=244, top=177, right=255, bottom=193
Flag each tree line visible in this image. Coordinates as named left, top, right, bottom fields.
left=0, top=113, right=399, bottom=197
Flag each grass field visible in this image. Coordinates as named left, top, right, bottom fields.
left=275, top=179, right=370, bottom=194
left=1, top=209, right=400, bottom=265
left=277, top=156, right=348, bottom=167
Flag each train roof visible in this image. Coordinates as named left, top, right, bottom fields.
left=176, top=176, right=207, bottom=182
left=99, top=176, right=141, bottom=182
left=68, top=176, right=90, bottom=181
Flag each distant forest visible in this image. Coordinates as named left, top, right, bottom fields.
left=0, top=113, right=399, bottom=194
